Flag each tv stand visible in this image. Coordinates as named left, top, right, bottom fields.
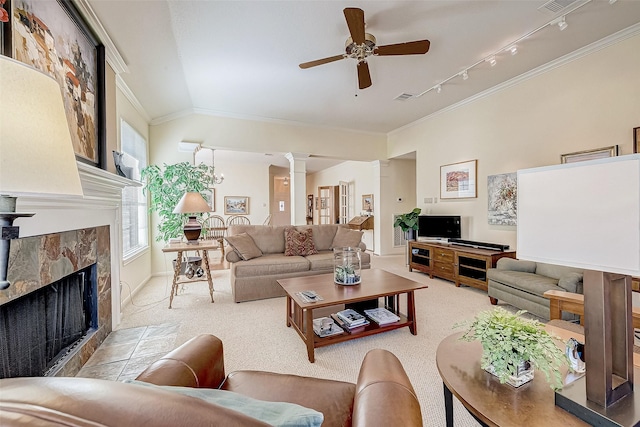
left=409, top=241, right=516, bottom=291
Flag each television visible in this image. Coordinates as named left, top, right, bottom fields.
left=418, top=215, right=461, bottom=240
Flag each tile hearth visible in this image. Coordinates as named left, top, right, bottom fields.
left=76, top=323, right=179, bottom=381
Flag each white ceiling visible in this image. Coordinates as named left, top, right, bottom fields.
left=88, top=0, right=640, bottom=169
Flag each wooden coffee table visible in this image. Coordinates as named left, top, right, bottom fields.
left=277, top=269, right=428, bottom=362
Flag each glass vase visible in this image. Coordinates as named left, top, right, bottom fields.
left=333, top=247, right=362, bottom=285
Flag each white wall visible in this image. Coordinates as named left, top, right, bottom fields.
left=388, top=33, right=640, bottom=251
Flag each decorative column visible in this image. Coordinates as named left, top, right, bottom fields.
left=285, top=153, right=309, bottom=225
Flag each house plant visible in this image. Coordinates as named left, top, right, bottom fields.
left=455, top=308, right=569, bottom=390
left=393, top=208, right=421, bottom=240
left=141, top=162, right=214, bottom=242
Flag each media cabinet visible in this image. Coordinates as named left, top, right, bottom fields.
left=408, top=241, right=516, bottom=291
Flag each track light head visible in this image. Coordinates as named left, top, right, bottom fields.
left=461, top=70, right=469, bottom=80
left=435, top=84, right=442, bottom=94
left=486, top=55, right=497, bottom=67
left=507, top=45, right=518, bottom=55
left=557, top=16, right=568, bottom=31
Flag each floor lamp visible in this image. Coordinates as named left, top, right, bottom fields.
left=517, top=154, right=640, bottom=426
left=0, top=56, right=83, bottom=290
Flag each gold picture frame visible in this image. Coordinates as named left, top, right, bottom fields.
left=560, top=146, right=618, bottom=164
left=224, top=196, right=249, bottom=215
left=440, top=160, right=477, bottom=199
left=362, top=194, right=373, bottom=212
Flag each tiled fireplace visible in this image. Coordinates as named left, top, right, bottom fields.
left=0, top=226, right=112, bottom=377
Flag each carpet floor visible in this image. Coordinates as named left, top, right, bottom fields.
left=115, top=254, right=501, bottom=426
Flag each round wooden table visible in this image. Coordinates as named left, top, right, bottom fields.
left=436, top=332, right=589, bottom=427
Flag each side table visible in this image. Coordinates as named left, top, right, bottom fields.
left=162, top=241, right=216, bottom=308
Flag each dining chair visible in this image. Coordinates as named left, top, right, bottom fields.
left=227, top=215, right=251, bottom=227
left=203, top=215, right=227, bottom=257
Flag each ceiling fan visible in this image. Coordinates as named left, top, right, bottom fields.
left=299, top=7, right=430, bottom=90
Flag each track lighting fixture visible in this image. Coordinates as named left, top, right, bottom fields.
left=557, top=16, right=568, bottom=31
left=608, top=0, right=617, bottom=4
left=413, top=0, right=590, bottom=100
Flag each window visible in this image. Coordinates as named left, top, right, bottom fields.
left=120, top=120, right=148, bottom=259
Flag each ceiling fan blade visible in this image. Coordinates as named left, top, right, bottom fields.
left=344, top=8, right=365, bottom=45
left=375, top=40, right=431, bottom=56
left=357, top=61, right=372, bottom=90
left=299, top=54, right=345, bottom=69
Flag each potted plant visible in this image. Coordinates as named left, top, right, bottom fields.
left=393, top=208, right=421, bottom=241
left=141, top=162, right=213, bottom=242
left=455, top=308, right=568, bottom=389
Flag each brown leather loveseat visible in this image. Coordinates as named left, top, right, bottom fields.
left=0, top=334, right=423, bottom=426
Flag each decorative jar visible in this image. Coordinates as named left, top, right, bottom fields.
left=333, top=247, right=362, bottom=285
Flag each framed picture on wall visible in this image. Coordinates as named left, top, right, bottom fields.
left=8, top=0, right=106, bottom=169
left=560, top=145, right=618, bottom=163
left=362, top=194, right=373, bottom=212
left=203, top=188, right=215, bottom=211
left=634, top=127, right=639, bottom=153
left=440, top=160, right=477, bottom=199
left=224, top=196, right=249, bottom=215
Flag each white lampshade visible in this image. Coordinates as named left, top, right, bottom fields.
left=173, top=192, right=211, bottom=214
left=517, top=154, right=640, bottom=276
left=0, top=56, right=83, bottom=198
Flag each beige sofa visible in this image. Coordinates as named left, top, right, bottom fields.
left=225, top=224, right=370, bottom=302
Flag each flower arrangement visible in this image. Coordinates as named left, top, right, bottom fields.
left=455, top=308, right=569, bottom=389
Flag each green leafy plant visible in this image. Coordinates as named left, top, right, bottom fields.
left=393, top=208, right=421, bottom=232
left=454, top=308, right=569, bottom=390
left=141, top=162, right=213, bottom=242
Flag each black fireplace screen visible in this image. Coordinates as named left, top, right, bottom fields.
left=0, top=265, right=97, bottom=378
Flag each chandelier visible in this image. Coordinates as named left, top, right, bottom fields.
left=192, top=145, right=224, bottom=185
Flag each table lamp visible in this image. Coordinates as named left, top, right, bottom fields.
left=518, top=154, right=640, bottom=426
left=173, top=192, right=211, bottom=243
left=0, top=56, right=84, bottom=290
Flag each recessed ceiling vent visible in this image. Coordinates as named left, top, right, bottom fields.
left=394, top=93, right=415, bottom=101
left=538, top=0, right=587, bottom=15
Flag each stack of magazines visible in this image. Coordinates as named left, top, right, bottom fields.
left=364, top=308, right=401, bottom=325
left=312, top=317, right=343, bottom=338
left=335, top=309, right=369, bottom=328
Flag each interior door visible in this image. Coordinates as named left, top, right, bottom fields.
left=338, top=181, right=349, bottom=224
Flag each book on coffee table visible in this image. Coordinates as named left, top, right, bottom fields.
left=312, top=317, right=344, bottom=338
left=364, top=308, right=401, bottom=325
left=336, top=309, right=367, bottom=327
left=331, top=313, right=369, bottom=334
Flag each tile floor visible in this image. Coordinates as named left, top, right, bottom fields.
left=76, top=323, right=179, bottom=381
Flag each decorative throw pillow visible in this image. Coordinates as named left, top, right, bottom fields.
left=330, top=227, right=363, bottom=250
left=284, top=228, right=318, bottom=256
left=125, top=380, right=324, bottom=427
left=225, top=233, right=263, bottom=261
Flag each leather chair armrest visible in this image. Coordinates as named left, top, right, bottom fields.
left=136, top=334, right=226, bottom=389
left=352, top=349, right=423, bottom=427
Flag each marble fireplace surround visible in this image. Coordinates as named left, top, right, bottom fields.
left=1, top=227, right=112, bottom=377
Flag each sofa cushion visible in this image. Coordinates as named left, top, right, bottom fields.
left=233, top=253, right=310, bottom=278
left=284, top=227, right=318, bottom=256
left=330, top=227, right=364, bottom=250
left=126, top=380, right=323, bottom=427
left=223, top=370, right=355, bottom=427
left=305, top=251, right=335, bottom=271
left=558, top=272, right=584, bottom=293
left=535, top=262, right=583, bottom=280
left=488, top=270, right=559, bottom=296
left=302, top=225, right=338, bottom=251
left=496, top=258, right=537, bottom=273
left=226, top=233, right=263, bottom=261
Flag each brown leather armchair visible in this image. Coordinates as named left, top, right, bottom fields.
left=0, top=334, right=423, bottom=426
